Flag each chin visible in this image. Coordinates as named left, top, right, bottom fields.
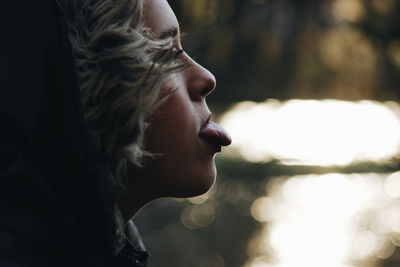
left=167, top=162, right=217, bottom=198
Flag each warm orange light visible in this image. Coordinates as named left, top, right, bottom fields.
left=331, top=0, right=365, bottom=22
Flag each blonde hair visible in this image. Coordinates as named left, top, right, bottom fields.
left=57, top=0, right=182, bottom=179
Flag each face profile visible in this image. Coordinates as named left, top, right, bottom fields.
left=122, top=0, right=231, bottom=210
left=0, top=0, right=232, bottom=265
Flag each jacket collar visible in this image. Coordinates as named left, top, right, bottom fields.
left=114, top=209, right=149, bottom=267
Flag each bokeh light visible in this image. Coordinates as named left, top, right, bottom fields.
left=245, top=173, right=400, bottom=267
left=331, top=0, right=366, bottom=23
left=384, top=172, right=400, bottom=198
left=332, top=0, right=365, bottom=22
left=135, top=0, right=400, bottom=265
left=220, top=99, right=400, bottom=166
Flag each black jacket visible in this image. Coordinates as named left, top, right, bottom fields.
left=0, top=1, right=148, bottom=266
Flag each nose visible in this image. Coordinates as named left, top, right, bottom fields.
left=185, top=60, right=216, bottom=101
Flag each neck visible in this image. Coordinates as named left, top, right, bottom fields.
left=117, top=162, right=161, bottom=222
left=117, top=189, right=153, bottom=222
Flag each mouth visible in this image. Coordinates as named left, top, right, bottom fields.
left=199, top=115, right=232, bottom=152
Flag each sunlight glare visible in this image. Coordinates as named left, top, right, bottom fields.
left=220, top=99, right=400, bottom=166
left=352, top=231, right=377, bottom=259
left=384, top=172, right=400, bottom=198
left=246, top=173, right=400, bottom=267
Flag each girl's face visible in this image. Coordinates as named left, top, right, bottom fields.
left=134, top=0, right=231, bottom=199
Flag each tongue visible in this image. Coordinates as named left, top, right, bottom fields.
left=199, top=122, right=232, bottom=146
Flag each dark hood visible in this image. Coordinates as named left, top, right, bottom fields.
left=0, top=0, right=121, bottom=264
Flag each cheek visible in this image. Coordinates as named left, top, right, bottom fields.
left=140, top=92, right=216, bottom=197
left=145, top=76, right=197, bottom=156
left=145, top=91, right=194, bottom=154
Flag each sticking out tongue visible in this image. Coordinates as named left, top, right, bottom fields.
left=199, top=122, right=232, bottom=147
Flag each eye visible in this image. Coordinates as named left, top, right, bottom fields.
left=173, top=47, right=184, bottom=57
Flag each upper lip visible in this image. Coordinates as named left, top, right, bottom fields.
left=201, top=113, right=212, bottom=129
left=199, top=113, right=218, bottom=149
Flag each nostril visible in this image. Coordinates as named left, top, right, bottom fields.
left=201, top=86, right=213, bottom=98
left=200, top=74, right=216, bottom=98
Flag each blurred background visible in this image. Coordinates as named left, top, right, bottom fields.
left=134, top=0, right=400, bottom=266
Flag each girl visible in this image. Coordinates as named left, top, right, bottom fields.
left=0, top=0, right=230, bottom=266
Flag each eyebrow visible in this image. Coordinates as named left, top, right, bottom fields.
left=159, top=27, right=179, bottom=39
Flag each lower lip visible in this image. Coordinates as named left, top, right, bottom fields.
left=201, top=138, right=221, bottom=153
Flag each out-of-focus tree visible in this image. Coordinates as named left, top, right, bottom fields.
left=171, top=0, right=400, bottom=103
left=134, top=2, right=400, bottom=267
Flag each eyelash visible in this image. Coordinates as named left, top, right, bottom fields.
left=174, top=48, right=184, bottom=57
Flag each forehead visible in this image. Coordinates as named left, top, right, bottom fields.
left=143, top=0, right=179, bottom=37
